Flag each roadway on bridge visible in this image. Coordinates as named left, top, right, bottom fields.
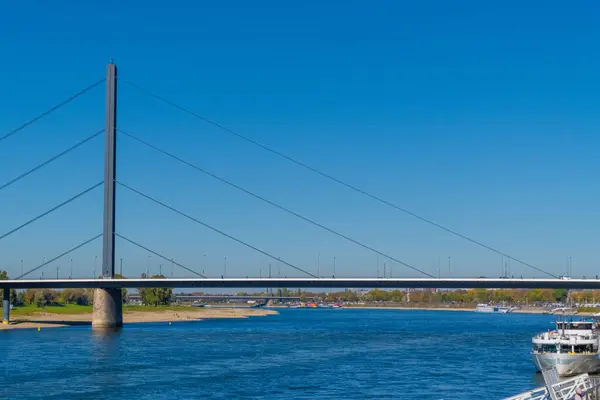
left=0, top=278, right=598, bottom=290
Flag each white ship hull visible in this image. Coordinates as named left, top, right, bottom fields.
left=532, top=352, right=600, bottom=376
left=476, top=305, right=514, bottom=313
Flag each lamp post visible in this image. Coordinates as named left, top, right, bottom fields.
left=317, top=253, right=320, bottom=278
left=333, top=256, right=336, bottom=278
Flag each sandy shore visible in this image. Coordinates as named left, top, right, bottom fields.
left=0, top=308, right=278, bottom=330
left=324, top=305, right=570, bottom=315
left=340, top=305, right=476, bottom=312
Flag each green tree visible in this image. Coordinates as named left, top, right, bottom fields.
left=34, top=291, right=46, bottom=307
left=474, top=289, right=490, bottom=303
left=138, top=274, right=172, bottom=306
left=24, top=289, right=38, bottom=305
left=33, top=290, right=59, bottom=308
left=60, top=288, right=89, bottom=305
left=10, top=289, right=18, bottom=306
left=553, top=289, right=568, bottom=302
left=16, top=292, right=25, bottom=306
left=345, top=290, right=359, bottom=302
left=390, top=290, right=404, bottom=302
left=527, top=289, right=544, bottom=303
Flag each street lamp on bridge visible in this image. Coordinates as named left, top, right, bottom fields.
left=317, top=252, right=320, bottom=278
left=333, top=256, right=336, bottom=278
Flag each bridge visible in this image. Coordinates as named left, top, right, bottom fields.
left=1, top=278, right=599, bottom=290
left=0, top=62, right=577, bottom=328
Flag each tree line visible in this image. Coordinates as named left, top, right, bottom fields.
left=229, top=288, right=576, bottom=305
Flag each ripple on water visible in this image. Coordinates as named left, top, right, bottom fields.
left=0, top=309, right=552, bottom=399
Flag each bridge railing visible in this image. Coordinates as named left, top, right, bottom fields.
left=504, top=372, right=600, bottom=400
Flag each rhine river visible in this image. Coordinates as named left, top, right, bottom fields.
left=0, top=308, right=553, bottom=399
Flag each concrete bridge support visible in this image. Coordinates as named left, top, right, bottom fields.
left=3, top=288, right=9, bottom=325
left=92, top=288, right=122, bottom=329
left=92, top=62, right=122, bottom=330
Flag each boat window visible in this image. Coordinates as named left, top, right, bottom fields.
left=560, top=345, right=571, bottom=353
left=571, top=344, right=594, bottom=353
left=535, top=344, right=556, bottom=353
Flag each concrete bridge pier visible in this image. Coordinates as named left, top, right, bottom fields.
left=3, top=288, right=9, bottom=325
left=92, top=288, right=122, bottom=329
left=92, top=63, right=122, bottom=330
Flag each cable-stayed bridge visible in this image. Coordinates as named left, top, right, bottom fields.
left=0, top=62, right=586, bottom=327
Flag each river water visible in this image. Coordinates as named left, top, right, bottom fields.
left=0, top=308, right=552, bottom=399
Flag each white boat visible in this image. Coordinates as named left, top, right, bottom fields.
left=550, top=307, right=578, bottom=315
left=475, top=303, right=516, bottom=313
left=531, top=318, right=600, bottom=376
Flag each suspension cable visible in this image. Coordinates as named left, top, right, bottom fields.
left=1, top=79, right=105, bottom=144
left=0, top=182, right=103, bottom=242
left=119, top=129, right=434, bottom=278
left=117, top=181, right=317, bottom=278
left=123, top=80, right=556, bottom=278
left=115, top=234, right=206, bottom=278
left=16, top=234, right=102, bottom=279
left=0, top=130, right=103, bottom=193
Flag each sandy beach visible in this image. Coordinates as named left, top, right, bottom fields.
left=324, top=304, right=578, bottom=315
left=0, top=307, right=278, bottom=330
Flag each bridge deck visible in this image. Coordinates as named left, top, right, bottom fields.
left=0, top=278, right=598, bottom=290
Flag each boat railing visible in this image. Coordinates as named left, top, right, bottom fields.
left=504, top=368, right=600, bottom=400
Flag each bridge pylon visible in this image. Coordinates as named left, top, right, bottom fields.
left=92, top=61, right=123, bottom=329
left=3, top=288, right=9, bottom=324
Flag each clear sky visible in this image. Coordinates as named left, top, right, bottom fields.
left=0, top=1, right=599, bottom=280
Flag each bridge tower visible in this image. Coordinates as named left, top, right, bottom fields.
left=92, top=62, right=123, bottom=329
left=2, top=288, right=9, bottom=324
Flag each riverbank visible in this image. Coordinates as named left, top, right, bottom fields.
left=0, top=305, right=278, bottom=330
left=314, top=304, right=590, bottom=315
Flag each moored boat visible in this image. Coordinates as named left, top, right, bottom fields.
left=531, top=318, right=600, bottom=376
left=475, top=303, right=517, bottom=313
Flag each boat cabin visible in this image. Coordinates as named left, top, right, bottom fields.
left=555, top=320, right=595, bottom=334
left=533, top=343, right=596, bottom=354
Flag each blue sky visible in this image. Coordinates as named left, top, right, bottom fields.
left=0, top=1, right=599, bottom=280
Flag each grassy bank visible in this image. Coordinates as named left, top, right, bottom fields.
left=577, top=307, right=600, bottom=313
left=10, top=303, right=196, bottom=316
